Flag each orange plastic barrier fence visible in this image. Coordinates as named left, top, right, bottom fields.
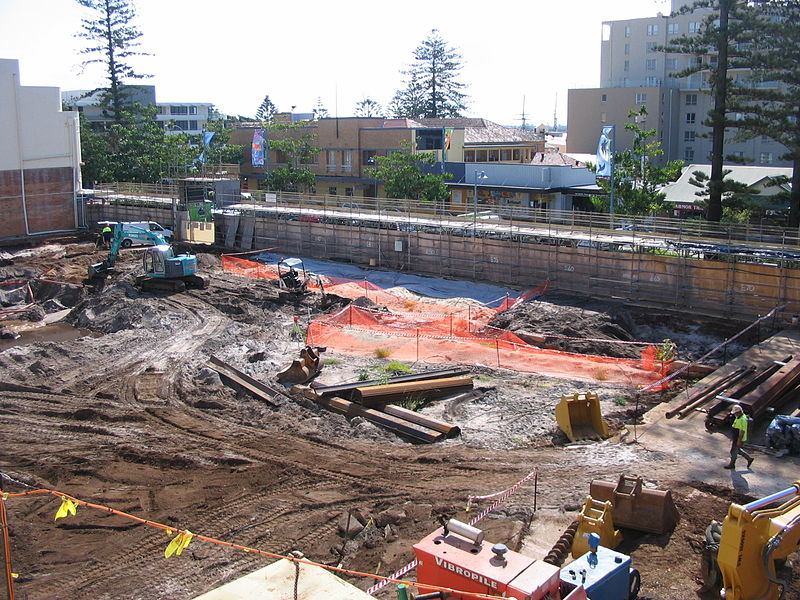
left=222, top=254, right=669, bottom=386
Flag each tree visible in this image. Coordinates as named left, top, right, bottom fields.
left=76, top=0, right=151, bottom=123
left=313, top=97, right=329, bottom=119
left=202, top=120, right=245, bottom=165
left=354, top=98, right=384, bottom=118
left=365, top=144, right=451, bottom=204
left=662, top=0, right=761, bottom=221
left=260, top=123, right=318, bottom=192
left=594, top=107, right=684, bottom=215
left=391, top=29, right=468, bottom=118
left=255, top=95, right=278, bottom=122
left=79, top=106, right=196, bottom=183
left=729, top=1, right=800, bottom=226
left=688, top=168, right=760, bottom=223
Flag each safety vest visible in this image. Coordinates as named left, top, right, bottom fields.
left=102, top=226, right=112, bottom=234
left=733, top=414, right=748, bottom=442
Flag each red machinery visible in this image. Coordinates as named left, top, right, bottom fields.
left=413, top=519, right=588, bottom=600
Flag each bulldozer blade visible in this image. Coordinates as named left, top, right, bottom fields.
left=555, top=392, right=609, bottom=442
left=589, top=475, right=680, bottom=534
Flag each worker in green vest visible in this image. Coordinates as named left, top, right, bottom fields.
left=101, top=224, right=113, bottom=248
left=725, top=404, right=754, bottom=470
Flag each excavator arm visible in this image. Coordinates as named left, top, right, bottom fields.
left=716, top=480, right=800, bottom=600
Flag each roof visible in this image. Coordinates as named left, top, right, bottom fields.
left=415, top=118, right=544, bottom=145
left=528, top=152, right=586, bottom=167
left=662, top=163, right=793, bottom=204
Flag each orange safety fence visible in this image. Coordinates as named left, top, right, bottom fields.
left=222, top=254, right=671, bottom=387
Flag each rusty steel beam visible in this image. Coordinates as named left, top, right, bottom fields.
left=312, top=367, right=471, bottom=399
left=207, top=355, right=279, bottom=406
left=382, top=404, right=461, bottom=438
left=352, top=376, right=474, bottom=408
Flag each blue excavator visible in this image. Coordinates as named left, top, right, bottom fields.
left=88, top=223, right=206, bottom=291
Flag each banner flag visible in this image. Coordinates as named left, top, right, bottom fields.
left=251, top=129, right=265, bottom=167
left=596, top=126, right=614, bottom=177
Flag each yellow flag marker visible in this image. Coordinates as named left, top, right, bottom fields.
left=165, top=530, right=194, bottom=558
left=54, top=497, right=78, bottom=521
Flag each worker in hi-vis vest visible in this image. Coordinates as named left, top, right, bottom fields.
left=725, top=404, right=754, bottom=470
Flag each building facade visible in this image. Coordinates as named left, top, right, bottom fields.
left=62, top=85, right=213, bottom=135
left=567, top=0, right=790, bottom=167
left=1, top=59, right=82, bottom=239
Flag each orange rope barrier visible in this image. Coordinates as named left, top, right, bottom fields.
left=4, top=488, right=511, bottom=600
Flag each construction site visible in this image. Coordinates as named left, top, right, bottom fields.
left=1, top=190, right=800, bottom=600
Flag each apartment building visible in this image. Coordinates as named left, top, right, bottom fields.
left=1, top=59, right=82, bottom=239
left=62, top=85, right=213, bottom=135
left=567, top=0, right=790, bottom=167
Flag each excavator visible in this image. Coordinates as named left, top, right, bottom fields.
left=88, top=223, right=207, bottom=291
left=696, top=480, right=800, bottom=600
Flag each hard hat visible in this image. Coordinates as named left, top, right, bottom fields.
left=731, top=404, right=743, bottom=414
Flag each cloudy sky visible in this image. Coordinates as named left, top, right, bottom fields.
left=0, top=0, right=670, bottom=126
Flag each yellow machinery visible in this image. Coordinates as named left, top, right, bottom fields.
left=277, top=345, right=325, bottom=384
left=571, top=496, right=622, bottom=558
left=555, top=392, right=609, bottom=442
left=710, top=480, right=800, bottom=599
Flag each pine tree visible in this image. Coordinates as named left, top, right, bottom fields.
left=354, top=98, right=384, bottom=118
left=255, top=95, right=277, bottom=122
left=76, top=0, right=151, bottom=123
left=662, top=0, right=761, bottom=221
left=392, top=30, right=468, bottom=118
left=730, top=1, right=800, bottom=226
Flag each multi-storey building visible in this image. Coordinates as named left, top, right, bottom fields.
left=567, top=0, right=790, bottom=167
left=1, top=59, right=82, bottom=239
left=62, top=85, right=213, bottom=135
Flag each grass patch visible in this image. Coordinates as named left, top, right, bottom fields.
left=323, top=358, right=342, bottom=366
left=396, top=393, right=427, bottom=411
left=403, top=300, right=417, bottom=311
left=381, top=360, right=413, bottom=375
left=613, top=396, right=628, bottom=406
left=592, top=367, right=609, bottom=381
left=357, top=370, right=371, bottom=381
left=374, top=348, right=391, bottom=359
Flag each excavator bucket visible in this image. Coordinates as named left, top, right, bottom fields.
left=555, top=392, right=609, bottom=442
left=277, top=346, right=325, bottom=384
left=589, top=475, right=680, bottom=534
left=571, top=496, right=622, bottom=558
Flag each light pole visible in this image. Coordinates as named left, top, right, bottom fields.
left=473, top=170, right=488, bottom=237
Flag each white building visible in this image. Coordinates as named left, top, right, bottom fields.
left=1, top=59, right=81, bottom=239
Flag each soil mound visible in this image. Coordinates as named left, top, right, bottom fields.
left=490, top=293, right=641, bottom=358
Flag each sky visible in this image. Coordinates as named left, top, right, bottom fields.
left=0, top=0, right=671, bottom=127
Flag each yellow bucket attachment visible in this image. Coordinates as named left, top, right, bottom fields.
left=555, top=392, right=609, bottom=442
left=589, top=475, right=680, bottom=534
left=571, top=496, right=622, bottom=558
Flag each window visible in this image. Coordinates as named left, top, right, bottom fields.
left=646, top=59, right=657, bottom=71
left=170, top=105, right=188, bottom=115
left=686, top=94, right=698, bottom=105
left=464, top=150, right=475, bottom=162
left=684, top=131, right=696, bottom=142
left=343, top=150, right=352, bottom=173
left=684, top=148, right=695, bottom=161
left=188, top=120, right=198, bottom=130
left=646, top=76, right=660, bottom=86
left=601, top=93, right=607, bottom=102
left=625, top=25, right=631, bottom=37
left=173, top=120, right=189, bottom=130
left=601, top=112, right=607, bottom=123
left=688, top=22, right=700, bottom=33
left=635, top=92, right=647, bottom=104
left=686, top=112, right=696, bottom=124
left=666, top=58, right=678, bottom=71
left=326, top=150, right=336, bottom=172
left=760, top=152, right=773, bottom=164
left=732, top=151, right=744, bottom=159
left=646, top=42, right=657, bottom=53
left=624, top=43, right=630, bottom=55
left=647, top=24, right=659, bottom=36
left=345, top=187, right=354, bottom=196
left=667, top=23, right=679, bottom=35
left=189, top=106, right=198, bottom=115
left=624, top=60, right=630, bottom=71
left=328, top=186, right=337, bottom=195
left=761, top=135, right=771, bottom=142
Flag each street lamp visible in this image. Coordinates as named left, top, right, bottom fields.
left=473, top=170, right=488, bottom=237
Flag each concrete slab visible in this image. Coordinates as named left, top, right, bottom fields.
left=192, top=559, right=374, bottom=600
left=635, top=328, right=800, bottom=498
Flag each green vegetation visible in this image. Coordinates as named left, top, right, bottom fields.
left=613, top=396, right=628, bottom=407
left=373, top=348, right=392, bottom=359
left=365, top=143, right=451, bottom=205
left=323, top=358, right=342, bottom=366
left=381, top=361, right=413, bottom=375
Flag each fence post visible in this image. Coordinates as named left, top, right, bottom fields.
left=496, top=339, right=500, bottom=366
left=416, top=329, right=420, bottom=361
left=450, top=315, right=453, bottom=338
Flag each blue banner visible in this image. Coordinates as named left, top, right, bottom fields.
left=251, top=129, right=265, bottom=167
left=596, top=126, right=614, bottom=177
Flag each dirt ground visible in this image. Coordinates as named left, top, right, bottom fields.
left=0, top=238, right=798, bottom=600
